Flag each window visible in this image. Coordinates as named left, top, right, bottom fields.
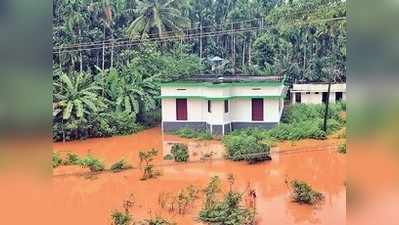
left=208, top=100, right=212, bottom=113
left=176, top=99, right=187, bottom=120
left=336, top=92, right=343, bottom=101
left=224, top=100, right=229, bottom=113
left=252, top=98, right=264, bottom=121
left=176, top=88, right=187, bottom=91
left=295, top=93, right=301, bottom=103
left=315, top=92, right=320, bottom=94
left=306, top=92, right=311, bottom=94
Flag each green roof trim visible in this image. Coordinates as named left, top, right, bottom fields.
left=160, top=81, right=283, bottom=88
left=157, top=95, right=283, bottom=100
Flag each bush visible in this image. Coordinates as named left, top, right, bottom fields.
left=269, top=121, right=327, bottom=141
left=110, top=159, right=131, bottom=172
left=111, top=211, right=132, bottom=225
left=163, top=154, right=174, bottom=160
left=338, top=142, right=347, bottom=154
left=199, top=191, right=255, bottom=225
left=109, top=112, right=144, bottom=136
left=170, top=143, right=189, bottom=162
left=141, top=217, right=176, bottom=225
left=80, top=155, right=105, bottom=172
left=223, top=133, right=271, bottom=163
left=174, top=128, right=212, bottom=140
left=63, top=152, right=81, bottom=165
left=52, top=152, right=62, bottom=168
left=290, top=180, right=324, bottom=204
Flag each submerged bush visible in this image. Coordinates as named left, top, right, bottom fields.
left=199, top=189, right=255, bottom=225
left=290, top=180, right=324, bottom=204
left=63, top=152, right=81, bottom=165
left=163, top=154, right=174, bottom=160
left=111, top=211, right=132, bottom=225
left=110, top=159, right=131, bottom=172
left=269, top=120, right=327, bottom=140
left=338, top=142, right=347, bottom=154
left=174, top=128, right=212, bottom=140
left=141, top=217, right=176, bottom=225
left=80, top=155, right=105, bottom=172
left=52, top=152, right=62, bottom=168
left=223, top=133, right=271, bottom=163
left=170, top=143, right=189, bottom=162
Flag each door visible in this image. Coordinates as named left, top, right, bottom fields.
left=335, top=92, right=343, bottom=101
left=252, top=98, right=264, bottom=121
left=176, top=99, right=187, bottom=120
left=295, top=93, right=301, bottom=103
left=322, top=92, right=329, bottom=104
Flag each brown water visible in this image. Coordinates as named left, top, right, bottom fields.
left=53, top=127, right=345, bottom=225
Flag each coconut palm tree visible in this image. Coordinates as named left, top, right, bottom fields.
left=127, top=0, right=190, bottom=39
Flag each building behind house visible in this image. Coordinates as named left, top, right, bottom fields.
left=290, top=83, right=346, bottom=104
left=160, top=75, right=287, bottom=136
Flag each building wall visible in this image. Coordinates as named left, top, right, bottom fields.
left=230, top=98, right=281, bottom=123
left=291, top=91, right=345, bottom=104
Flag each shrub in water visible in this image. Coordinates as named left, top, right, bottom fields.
left=111, top=211, right=132, bottom=225
left=174, top=128, right=212, bottom=140
left=110, top=159, right=131, bottom=172
left=170, top=143, right=189, bottom=162
left=223, top=134, right=271, bottom=163
left=80, top=155, right=105, bottom=172
left=63, top=152, right=81, bottom=165
left=141, top=217, right=176, bottom=225
left=290, top=180, right=324, bottom=204
left=52, top=152, right=62, bottom=168
left=338, top=142, right=347, bottom=154
left=163, top=154, right=174, bottom=160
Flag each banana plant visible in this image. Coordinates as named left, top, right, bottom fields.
left=53, top=72, right=103, bottom=121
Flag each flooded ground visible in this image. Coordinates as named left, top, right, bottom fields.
left=53, top=127, right=345, bottom=225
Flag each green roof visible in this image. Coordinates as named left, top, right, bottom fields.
left=160, top=81, right=283, bottom=88
left=157, top=95, right=283, bottom=100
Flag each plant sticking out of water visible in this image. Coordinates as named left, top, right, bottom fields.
left=170, top=143, right=189, bottom=162
left=158, top=185, right=200, bottom=215
left=199, top=176, right=255, bottom=225
left=338, top=141, right=347, bottom=154
left=227, top=173, right=235, bottom=192
left=52, top=152, right=62, bottom=168
left=140, top=216, right=176, bottom=225
left=290, top=180, right=324, bottom=205
left=203, top=176, right=222, bottom=209
left=111, top=194, right=135, bottom=225
left=111, top=158, right=132, bottom=173
left=80, top=154, right=105, bottom=172
left=63, top=152, right=81, bottom=165
left=139, top=148, right=160, bottom=180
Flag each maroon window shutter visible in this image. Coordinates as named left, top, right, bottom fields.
left=252, top=98, right=264, bottom=121
left=176, top=99, right=187, bottom=120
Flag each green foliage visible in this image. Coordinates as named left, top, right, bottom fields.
left=199, top=192, right=254, bottom=225
left=110, top=159, right=131, bottom=172
left=223, top=133, right=271, bottom=163
left=63, top=152, right=81, bottom=165
left=111, top=211, right=132, bottom=225
left=290, top=180, right=324, bottom=204
left=52, top=152, right=63, bottom=168
left=139, top=149, right=160, bottom=180
left=170, top=143, right=189, bottom=162
left=338, top=141, right=347, bottom=154
left=140, top=217, right=176, bottom=225
left=80, top=154, right=105, bottom=172
left=174, top=128, right=213, bottom=140
left=269, top=121, right=327, bottom=141
left=163, top=154, right=174, bottom=160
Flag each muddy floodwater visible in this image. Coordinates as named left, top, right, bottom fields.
left=53, top=127, right=345, bottom=225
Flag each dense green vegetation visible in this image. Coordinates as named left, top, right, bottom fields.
left=170, top=143, right=190, bottom=162
left=290, top=180, right=324, bottom=204
left=223, top=133, right=271, bottom=163
left=199, top=176, right=255, bottom=225
left=174, top=128, right=213, bottom=140
left=53, top=0, right=346, bottom=141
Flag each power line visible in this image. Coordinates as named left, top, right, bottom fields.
left=53, top=5, right=345, bottom=51
left=53, top=17, right=346, bottom=54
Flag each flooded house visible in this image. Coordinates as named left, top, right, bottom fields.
left=290, top=83, right=346, bottom=104
left=160, top=75, right=287, bottom=136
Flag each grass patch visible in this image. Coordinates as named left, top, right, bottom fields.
left=290, top=180, right=324, bottom=204
left=170, top=143, right=189, bottom=162
left=174, top=128, right=213, bottom=140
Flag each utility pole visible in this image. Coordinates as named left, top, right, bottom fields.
left=323, top=77, right=332, bottom=132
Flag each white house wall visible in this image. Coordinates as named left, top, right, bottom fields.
left=230, top=98, right=281, bottom=123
